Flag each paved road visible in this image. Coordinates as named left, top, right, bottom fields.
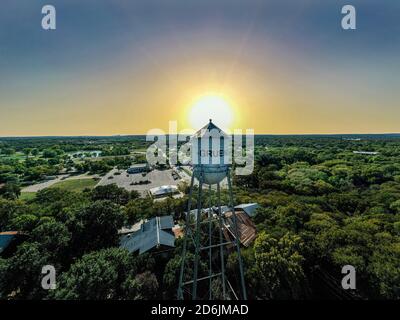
left=22, top=175, right=69, bottom=192
left=22, top=173, right=99, bottom=192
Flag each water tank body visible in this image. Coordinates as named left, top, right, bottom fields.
left=191, top=120, right=230, bottom=185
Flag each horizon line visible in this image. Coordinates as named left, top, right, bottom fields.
left=0, top=132, right=399, bottom=139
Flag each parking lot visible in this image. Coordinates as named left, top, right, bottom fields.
left=96, top=168, right=181, bottom=196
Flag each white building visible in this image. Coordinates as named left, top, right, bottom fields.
left=149, top=185, right=179, bottom=199
left=353, top=151, right=379, bottom=155
left=127, top=163, right=148, bottom=174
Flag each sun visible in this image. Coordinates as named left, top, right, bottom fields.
left=188, top=94, right=234, bottom=130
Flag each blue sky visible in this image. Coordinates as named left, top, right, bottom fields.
left=0, top=0, right=399, bottom=135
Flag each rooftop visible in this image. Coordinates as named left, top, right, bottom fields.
left=0, top=231, right=19, bottom=254
left=223, top=210, right=257, bottom=247
left=193, top=119, right=228, bottom=139
left=129, top=163, right=148, bottom=168
left=119, top=216, right=175, bottom=254
left=353, top=151, right=379, bottom=155
left=149, top=185, right=179, bottom=196
left=185, top=203, right=258, bottom=246
left=234, top=203, right=259, bottom=217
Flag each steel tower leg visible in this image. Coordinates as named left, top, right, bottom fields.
left=192, top=171, right=203, bottom=299
left=227, top=169, right=247, bottom=300
left=217, top=183, right=227, bottom=299
left=178, top=173, right=195, bottom=300
left=208, top=185, right=213, bottom=299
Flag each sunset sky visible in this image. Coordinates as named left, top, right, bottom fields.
left=0, top=0, right=399, bottom=136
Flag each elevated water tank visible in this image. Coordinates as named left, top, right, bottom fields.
left=191, top=119, right=230, bottom=185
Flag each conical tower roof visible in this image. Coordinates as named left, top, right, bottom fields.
left=193, top=119, right=228, bottom=138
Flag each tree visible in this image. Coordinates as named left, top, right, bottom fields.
left=52, top=248, right=130, bottom=299
left=123, top=271, right=159, bottom=300
left=0, top=199, right=25, bottom=231
left=0, top=242, right=50, bottom=299
left=177, top=181, right=190, bottom=194
left=51, top=248, right=156, bottom=300
left=31, top=148, right=39, bottom=156
left=8, top=214, right=39, bottom=232
left=367, top=242, right=400, bottom=299
left=227, top=248, right=262, bottom=300
left=31, top=220, right=71, bottom=261
left=22, top=148, right=32, bottom=159
left=124, top=200, right=142, bottom=225
left=91, top=184, right=138, bottom=205
left=275, top=203, right=312, bottom=233
left=0, top=198, right=36, bottom=232
left=124, top=197, right=154, bottom=223
left=390, top=199, right=400, bottom=214
left=70, top=200, right=125, bottom=254
left=163, top=251, right=206, bottom=299
left=1, top=147, right=15, bottom=156
left=163, top=254, right=183, bottom=298
left=42, top=149, right=58, bottom=159
left=0, top=182, right=21, bottom=200
left=253, top=231, right=306, bottom=299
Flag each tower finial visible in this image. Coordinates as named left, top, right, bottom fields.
left=209, top=118, right=212, bottom=123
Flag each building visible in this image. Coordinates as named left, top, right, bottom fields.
left=223, top=209, right=257, bottom=247
left=119, top=216, right=175, bottom=254
left=0, top=231, right=18, bottom=254
left=118, top=220, right=145, bottom=235
left=353, top=151, right=379, bottom=155
left=188, top=203, right=259, bottom=219
left=234, top=203, right=259, bottom=217
left=0, top=231, right=24, bottom=257
left=185, top=203, right=258, bottom=246
left=149, top=185, right=179, bottom=199
left=127, top=163, right=148, bottom=174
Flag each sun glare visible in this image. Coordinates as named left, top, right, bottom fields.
left=188, top=94, right=234, bottom=130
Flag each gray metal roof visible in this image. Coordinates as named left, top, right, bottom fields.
left=149, top=185, right=178, bottom=196
left=188, top=204, right=255, bottom=217
left=0, top=232, right=17, bottom=254
left=120, top=216, right=175, bottom=254
left=129, top=163, right=147, bottom=168
left=159, top=215, right=174, bottom=229
left=235, top=203, right=259, bottom=217
left=193, top=119, right=228, bottom=138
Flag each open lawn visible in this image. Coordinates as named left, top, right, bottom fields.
left=0, top=152, right=27, bottom=161
left=49, top=178, right=99, bottom=192
left=19, top=192, right=36, bottom=201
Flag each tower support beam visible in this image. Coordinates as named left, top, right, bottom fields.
left=178, top=173, right=195, bottom=300
left=227, top=169, right=248, bottom=300
left=192, top=170, right=204, bottom=299
left=217, top=183, right=227, bottom=300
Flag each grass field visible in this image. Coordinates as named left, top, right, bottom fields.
left=19, top=192, right=37, bottom=201
left=0, top=152, right=27, bottom=161
left=49, top=178, right=99, bottom=192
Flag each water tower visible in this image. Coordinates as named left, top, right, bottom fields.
left=177, top=119, right=247, bottom=300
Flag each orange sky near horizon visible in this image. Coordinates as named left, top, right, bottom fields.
left=2, top=39, right=398, bottom=137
